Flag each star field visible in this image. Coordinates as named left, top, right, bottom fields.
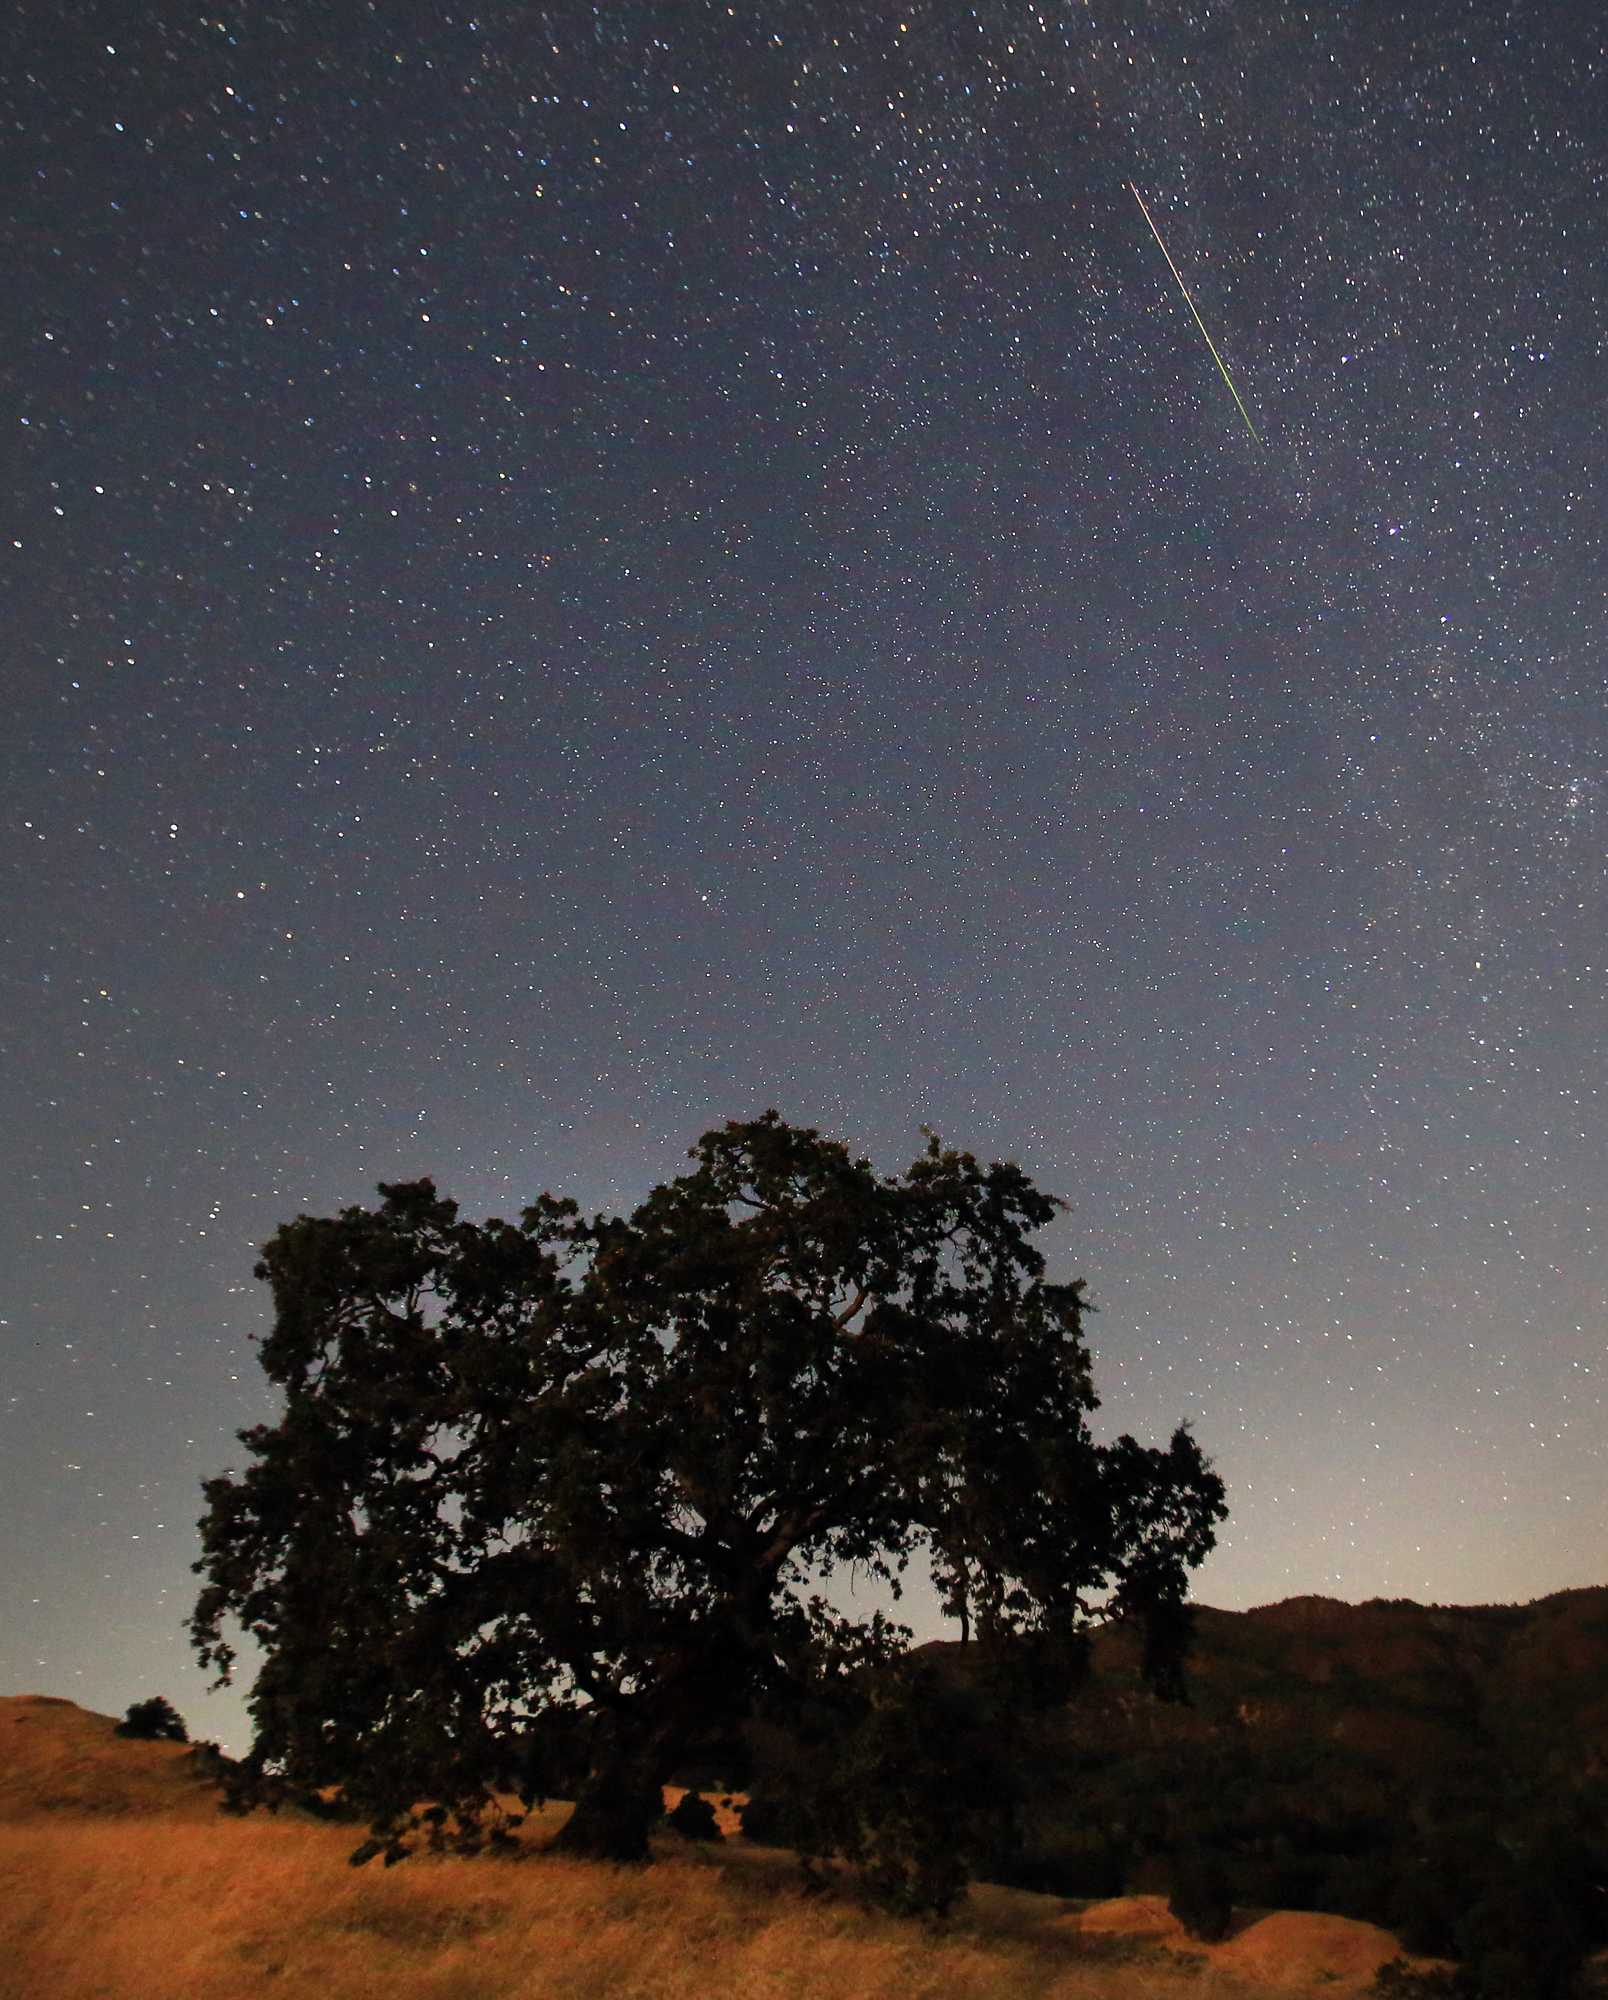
left=4, top=0, right=1608, bottom=1745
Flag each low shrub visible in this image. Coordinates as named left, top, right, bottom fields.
left=1167, top=1848, right=1234, bottom=1942
left=666, top=1791, right=723, bottom=1842
left=114, top=1696, right=188, bottom=1742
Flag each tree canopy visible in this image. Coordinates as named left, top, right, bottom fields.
left=191, top=1114, right=1225, bottom=1875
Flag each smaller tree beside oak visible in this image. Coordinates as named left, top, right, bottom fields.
left=191, top=1114, right=1225, bottom=1882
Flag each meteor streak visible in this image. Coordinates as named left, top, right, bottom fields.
left=1130, top=183, right=1264, bottom=447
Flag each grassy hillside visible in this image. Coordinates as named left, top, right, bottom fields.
left=0, top=1692, right=1426, bottom=2000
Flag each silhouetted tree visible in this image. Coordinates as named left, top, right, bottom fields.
left=191, top=1114, right=1225, bottom=1891
left=115, top=1695, right=188, bottom=1741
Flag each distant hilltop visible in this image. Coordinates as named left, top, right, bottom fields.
left=894, top=1584, right=1608, bottom=1925
left=1088, top=1585, right=1608, bottom=1775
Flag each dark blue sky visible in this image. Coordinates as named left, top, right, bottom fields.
left=5, top=0, right=1607, bottom=1745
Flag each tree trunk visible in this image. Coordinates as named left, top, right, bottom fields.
left=552, top=1715, right=673, bottom=1862
left=552, top=1623, right=764, bottom=1861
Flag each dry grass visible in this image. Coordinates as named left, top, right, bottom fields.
left=0, top=1695, right=1425, bottom=2000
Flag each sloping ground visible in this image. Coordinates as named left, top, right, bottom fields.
left=1069, top=1897, right=1418, bottom=1995
left=0, top=1696, right=219, bottom=1823
left=0, top=1693, right=1426, bottom=2000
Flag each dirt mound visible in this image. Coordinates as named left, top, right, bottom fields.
left=1214, top=1909, right=1420, bottom=1987
left=1068, top=1894, right=1441, bottom=1991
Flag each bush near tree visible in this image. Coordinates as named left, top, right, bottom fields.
left=114, top=1696, right=188, bottom=1742
left=190, top=1113, right=1225, bottom=1900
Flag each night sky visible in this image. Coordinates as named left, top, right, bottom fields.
left=6, top=0, right=1608, bottom=1748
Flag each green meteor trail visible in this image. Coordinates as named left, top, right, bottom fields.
left=1130, top=183, right=1264, bottom=447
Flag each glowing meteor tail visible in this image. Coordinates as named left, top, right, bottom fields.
left=1130, top=183, right=1264, bottom=447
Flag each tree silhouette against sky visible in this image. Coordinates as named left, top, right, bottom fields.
left=192, top=1114, right=1225, bottom=1870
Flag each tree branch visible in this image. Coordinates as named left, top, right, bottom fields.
left=832, top=1284, right=870, bottom=1330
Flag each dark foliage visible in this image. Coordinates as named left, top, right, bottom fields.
left=1443, top=1813, right=1608, bottom=2000
left=114, top=1695, right=188, bottom=1742
left=740, top=1648, right=1031, bottom=1916
left=1169, top=1846, right=1235, bottom=1942
left=992, top=1593, right=1608, bottom=2000
left=665, top=1790, right=723, bottom=1841
left=741, top=1636, right=1136, bottom=1915
left=494, top=1708, right=596, bottom=1810
left=181, top=1740, right=231, bottom=1780
left=190, top=1113, right=1225, bottom=1901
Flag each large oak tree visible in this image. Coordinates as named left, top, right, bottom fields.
left=192, top=1115, right=1225, bottom=1868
